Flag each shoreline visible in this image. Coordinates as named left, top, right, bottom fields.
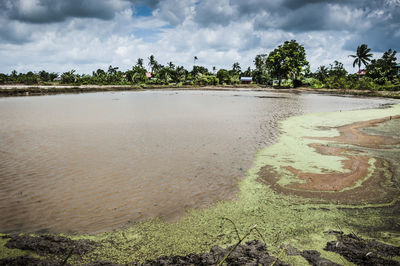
left=1, top=84, right=400, bottom=98
left=1, top=100, right=399, bottom=265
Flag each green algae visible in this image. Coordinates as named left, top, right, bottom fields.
left=2, top=104, right=400, bottom=264
left=0, top=234, right=39, bottom=259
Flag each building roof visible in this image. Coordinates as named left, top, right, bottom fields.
left=356, top=69, right=366, bottom=75
left=240, top=77, right=252, bottom=81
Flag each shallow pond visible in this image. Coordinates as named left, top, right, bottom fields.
left=0, top=90, right=396, bottom=233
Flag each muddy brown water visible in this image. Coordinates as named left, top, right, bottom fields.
left=0, top=90, right=396, bottom=233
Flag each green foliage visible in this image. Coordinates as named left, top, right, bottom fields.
left=302, top=78, right=325, bottom=89
left=217, top=69, right=231, bottom=84
left=350, top=77, right=378, bottom=90
left=0, top=47, right=397, bottom=91
left=266, top=40, right=309, bottom=85
left=366, top=49, right=397, bottom=84
left=349, top=44, right=373, bottom=71
left=195, top=73, right=219, bottom=85
left=314, top=66, right=329, bottom=82
left=324, top=76, right=348, bottom=89
left=328, top=61, right=347, bottom=77
left=191, top=66, right=209, bottom=77
left=61, top=70, right=76, bottom=84
left=127, top=66, right=147, bottom=84
left=231, top=62, right=241, bottom=76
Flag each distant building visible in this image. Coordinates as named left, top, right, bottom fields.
left=240, top=77, right=252, bottom=84
left=146, top=72, right=152, bottom=78
left=53, top=76, right=62, bottom=82
left=356, top=69, right=366, bottom=78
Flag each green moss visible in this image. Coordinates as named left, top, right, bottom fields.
left=0, top=234, right=38, bottom=259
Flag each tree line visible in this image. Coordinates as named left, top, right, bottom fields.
left=0, top=41, right=398, bottom=91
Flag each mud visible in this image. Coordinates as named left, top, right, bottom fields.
left=3, top=232, right=400, bottom=265
left=0, top=255, right=61, bottom=266
left=259, top=116, right=400, bottom=203
left=300, top=250, right=341, bottom=266
left=324, top=232, right=400, bottom=265
left=3, top=234, right=95, bottom=256
left=136, top=240, right=288, bottom=265
left=1, top=240, right=288, bottom=266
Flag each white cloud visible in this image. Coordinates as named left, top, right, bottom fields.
left=0, top=0, right=398, bottom=75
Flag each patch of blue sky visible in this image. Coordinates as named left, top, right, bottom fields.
left=134, top=4, right=153, bottom=17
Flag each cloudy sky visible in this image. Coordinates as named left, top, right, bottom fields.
left=0, top=0, right=399, bottom=74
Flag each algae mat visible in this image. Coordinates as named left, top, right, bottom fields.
left=2, top=103, right=400, bottom=265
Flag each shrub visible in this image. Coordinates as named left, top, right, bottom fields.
left=303, top=78, right=325, bottom=89
left=352, top=77, right=378, bottom=90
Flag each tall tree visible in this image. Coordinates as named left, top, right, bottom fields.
left=314, top=65, right=329, bottom=81
left=366, top=49, right=397, bottom=84
left=232, top=62, right=241, bottom=75
left=266, top=40, right=309, bottom=86
left=328, top=61, right=347, bottom=77
left=148, top=55, right=158, bottom=73
left=349, top=44, right=373, bottom=71
left=136, top=58, right=144, bottom=68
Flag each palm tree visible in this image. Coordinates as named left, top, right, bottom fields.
left=148, top=55, right=157, bottom=73
left=349, top=44, right=373, bottom=71
left=136, top=58, right=144, bottom=68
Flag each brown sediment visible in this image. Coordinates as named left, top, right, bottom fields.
left=258, top=116, right=400, bottom=204
left=307, top=115, right=400, bottom=148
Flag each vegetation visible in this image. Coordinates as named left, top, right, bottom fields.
left=266, top=40, right=309, bottom=86
left=349, top=44, right=373, bottom=71
left=0, top=41, right=398, bottom=91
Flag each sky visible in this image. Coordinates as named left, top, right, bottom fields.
left=0, top=0, right=399, bottom=74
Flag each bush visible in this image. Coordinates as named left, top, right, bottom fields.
left=351, top=77, right=378, bottom=90
left=325, top=76, right=347, bottom=89
left=302, top=77, right=325, bottom=89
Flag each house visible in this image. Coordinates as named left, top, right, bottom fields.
left=356, top=69, right=366, bottom=78
left=240, top=77, right=252, bottom=84
left=146, top=72, right=152, bottom=78
left=53, top=76, right=62, bottom=82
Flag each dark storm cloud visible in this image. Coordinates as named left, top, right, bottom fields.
left=5, top=0, right=122, bottom=23
left=190, top=0, right=399, bottom=52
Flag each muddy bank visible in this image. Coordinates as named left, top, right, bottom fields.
left=2, top=232, right=399, bottom=265
left=3, top=234, right=95, bottom=256
left=259, top=115, right=400, bottom=204
left=0, top=84, right=261, bottom=97
left=1, top=84, right=400, bottom=99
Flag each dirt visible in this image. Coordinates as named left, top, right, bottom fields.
left=1, top=239, right=288, bottom=266
left=2, top=234, right=95, bottom=256
left=258, top=116, right=400, bottom=204
left=308, top=115, right=400, bottom=148
left=324, top=231, right=400, bottom=265
left=2, top=232, right=400, bottom=265
left=0, top=255, right=61, bottom=266
left=137, top=240, right=289, bottom=265
left=300, top=250, right=341, bottom=266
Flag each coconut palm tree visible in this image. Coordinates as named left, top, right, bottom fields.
left=349, top=44, right=373, bottom=71
left=148, top=55, right=157, bottom=73
left=136, top=58, right=144, bottom=68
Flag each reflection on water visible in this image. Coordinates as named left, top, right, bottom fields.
left=0, top=90, right=395, bottom=233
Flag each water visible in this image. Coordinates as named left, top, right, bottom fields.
left=0, top=90, right=395, bottom=233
